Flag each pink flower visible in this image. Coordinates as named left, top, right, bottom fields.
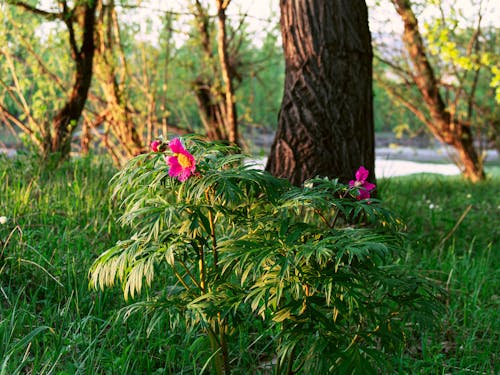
left=166, top=138, right=196, bottom=182
left=349, top=166, right=376, bottom=200
left=150, top=140, right=161, bottom=152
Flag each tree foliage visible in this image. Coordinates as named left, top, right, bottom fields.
left=1, top=0, right=97, bottom=163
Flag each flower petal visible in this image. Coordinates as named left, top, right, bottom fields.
left=150, top=140, right=161, bottom=152
left=355, top=166, right=369, bottom=182
left=362, top=181, right=376, bottom=192
left=167, top=156, right=182, bottom=178
left=169, top=138, right=185, bottom=154
left=358, top=189, right=371, bottom=200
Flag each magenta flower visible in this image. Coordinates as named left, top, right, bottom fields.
left=166, top=138, right=196, bottom=182
left=150, top=140, right=161, bottom=152
left=349, top=166, right=376, bottom=200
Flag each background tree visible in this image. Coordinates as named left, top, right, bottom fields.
left=371, top=0, right=499, bottom=182
left=4, top=0, right=98, bottom=162
left=188, top=0, right=242, bottom=145
left=266, top=0, right=375, bottom=186
left=89, top=0, right=146, bottom=165
left=215, top=0, right=239, bottom=145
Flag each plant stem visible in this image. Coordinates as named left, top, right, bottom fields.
left=207, top=325, right=225, bottom=375
left=199, top=246, right=206, bottom=293
left=206, top=189, right=219, bottom=269
left=172, top=269, right=191, bottom=291
left=217, top=313, right=230, bottom=374
left=315, top=208, right=331, bottom=228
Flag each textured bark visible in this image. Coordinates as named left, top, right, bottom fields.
left=50, top=0, right=98, bottom=160
left=266, top=0, right=375, bottom=186
left=391, top=0, right=485, bottom=182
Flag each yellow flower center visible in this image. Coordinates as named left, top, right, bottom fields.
left=176, top=153, right=192, bottom=168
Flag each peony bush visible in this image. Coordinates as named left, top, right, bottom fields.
left=89, top=136, right=440, bottom=374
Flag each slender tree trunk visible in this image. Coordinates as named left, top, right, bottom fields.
left=94, top=0, right=144, bottom=163
left=391, top=0, right=485, bottom=182
left=194, top=78, right=228, bottom=141
left=50, top=0, right=98, bottom=160
left=191, top=0, right=239, bottom=145
left=266, top=0, right=374, bottom=186
left=216, top=0, right=239, bottom=146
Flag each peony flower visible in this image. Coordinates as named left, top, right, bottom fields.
left=349, top=166, right=376, bottom=200
left=166, top=138, right=196, bottom=182
left=150, top=140, right=161, bottom=152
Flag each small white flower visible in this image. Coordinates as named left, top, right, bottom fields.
left=466, top=194, right=472, bottom=199
left=429, top=204, right=435, bottom=210
left=0, top=216, right=7, bottom=225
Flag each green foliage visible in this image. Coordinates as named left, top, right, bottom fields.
left=89, top=137, right=441, bottom=373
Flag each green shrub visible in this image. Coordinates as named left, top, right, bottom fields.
left=89, top=136, right=441, bottom=374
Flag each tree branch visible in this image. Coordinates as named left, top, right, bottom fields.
left=7, top=0, right=63, bottom=21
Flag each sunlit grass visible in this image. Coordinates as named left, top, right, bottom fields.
left=0, top=155, right=498, bottom=373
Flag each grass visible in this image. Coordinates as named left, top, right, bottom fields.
left=379, top=171, right=499, bottom=374
left=0, top=155, right=498, bottom=374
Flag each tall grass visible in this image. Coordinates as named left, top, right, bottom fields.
left=380, top=171, right=499, bottom=374
left=0, top=155, right=498, bottom=374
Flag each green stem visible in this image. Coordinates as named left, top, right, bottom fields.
left=329, top=209, right=340, bottom=228
left=207, top=324, right=225, bottom=375
left=172, top=269, right=191, bottom=291
left=198, top=245, right=206, bottom=293
left=217, top=313, right=230, bottom=374
left=314, top=208, right=331, bottom=228
left=206, top=190, right=219, bottom=269
left=285, top=346, right=295, bottom=375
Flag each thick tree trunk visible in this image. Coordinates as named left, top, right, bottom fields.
left=391, top=0, right=485, bottom=182
left=50, top=1, right=97, bottom=160
left=266, top=0, right=374, bottom=186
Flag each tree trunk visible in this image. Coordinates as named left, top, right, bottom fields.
left=191, top=0, right=239, bottom=145
left=94, top=0, right=144, bottom=164
left=49, top=0, right=97, bottom=160
left=216, top=0, right=239, bottom=146
left=266, top=0, right=374, bottom=186
left=194, top=78, right=228, bottom=141
left=391, top=0, right=485, bottom=182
